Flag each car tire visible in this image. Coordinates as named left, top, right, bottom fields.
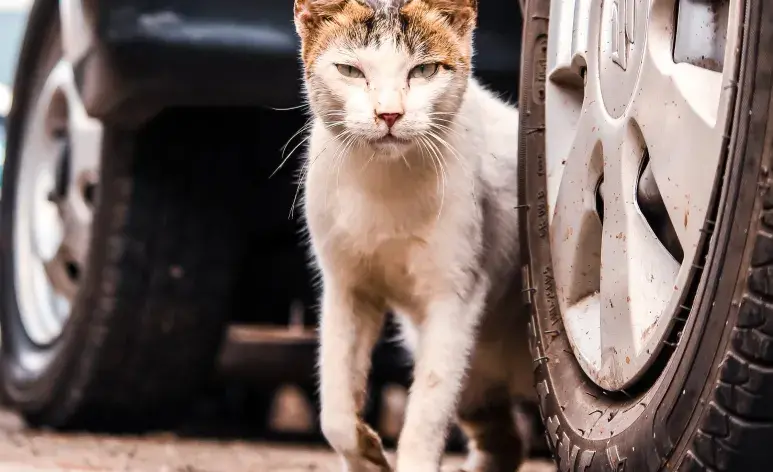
left=0, top=1, right=240, bottom=429
left=519, top=0, right=773, bottom=471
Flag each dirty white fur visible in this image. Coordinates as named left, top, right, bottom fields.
left=302, top=28, right=529, bottom=472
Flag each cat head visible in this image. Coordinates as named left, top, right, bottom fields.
left=294, top=0, right=477, bottom=156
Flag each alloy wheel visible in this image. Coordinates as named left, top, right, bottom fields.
left=545, top=0, right=739, bottom=390
left=13, top=60, right=101, bottom=346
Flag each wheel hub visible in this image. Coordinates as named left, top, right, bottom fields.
left=545, top=0, right=736, bottom=390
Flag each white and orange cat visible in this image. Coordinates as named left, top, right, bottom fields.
left=294, top=0, right=531, bottom=471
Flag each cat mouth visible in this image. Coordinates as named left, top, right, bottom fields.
left=372, top=134, right=410, bottom=146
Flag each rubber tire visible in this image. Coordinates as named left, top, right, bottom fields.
left=519, top=1, right=773, bottom=471
left=0, top=2, right=240, bottom=430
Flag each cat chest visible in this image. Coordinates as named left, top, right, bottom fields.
left=331, top=231, right=442, bottom=311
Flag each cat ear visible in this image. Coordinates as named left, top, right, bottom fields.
left=294, top=0, right=350, bottom=36
left=421, top=0, right=478, bottom=33
left=294, top=0, right=317, bottom=35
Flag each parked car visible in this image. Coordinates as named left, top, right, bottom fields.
left=520, top=0, right=773, bottom=470
left=0, top=0, right=527, bottom=437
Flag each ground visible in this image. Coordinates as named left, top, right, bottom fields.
left=0, top=409, right=556, bottom=472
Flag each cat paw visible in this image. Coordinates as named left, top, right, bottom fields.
left=322, top=413, right=391, bottom=471
left=356, top=421, right=391, bottom=470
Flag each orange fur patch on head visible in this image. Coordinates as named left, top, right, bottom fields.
left=400, top=0, right=477, bottom=71
left=293, top=0, right=478, bottom=74
left=403, top=0, right=477, bottom=37
left=294, top=0, right=375, bottom=67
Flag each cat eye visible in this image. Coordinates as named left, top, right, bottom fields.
left=335, top=64, right=365, bottom=79
left=409, top=63, right=440, bottom=80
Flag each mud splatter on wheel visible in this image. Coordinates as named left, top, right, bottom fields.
left=519, top=0, right=773, bottom=470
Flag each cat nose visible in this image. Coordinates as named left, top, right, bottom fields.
left=378, top=112, right=403, bottom=129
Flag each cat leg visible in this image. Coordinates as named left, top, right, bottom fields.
left=319, top=285, right=391, bottom=472
left=456, top=383, right=523, bottom=472
left=394, top=293, right=486, bottom=472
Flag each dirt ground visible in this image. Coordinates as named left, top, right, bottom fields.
left=0, top=409, right=556, bottom=472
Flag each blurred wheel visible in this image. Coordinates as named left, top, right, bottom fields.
left=520, top=0, right=773, bottom=470
left=0, top=1, right=238, bottom=429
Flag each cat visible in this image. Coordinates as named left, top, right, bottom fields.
left=293, top=0, right=532, bottom=470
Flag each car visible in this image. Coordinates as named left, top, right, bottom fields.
left=0, top=0, right=529, bottom=439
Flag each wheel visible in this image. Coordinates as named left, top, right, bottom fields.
left=0, top=2, right=241, bottom=429
left=519, top=0, right=773, bottom=470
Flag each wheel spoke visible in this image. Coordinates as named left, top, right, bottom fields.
left=47, top=61, right=101, bottom=205
left=550, top=108, right=602, bottom=302
left=56, top=61, right=101, bottom=267
left=631, top=46, right=726, bottom=253
left=57, top=63, right=102, bottom=198
left=596, top=126, right=681, bottom=390
left=549, top=103, right=605, bottom=373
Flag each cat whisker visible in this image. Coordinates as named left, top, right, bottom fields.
left=419, top=135, right=448, bottom=221
left=398, top=147, right=411, bottom=170
left=426, top=131, right=464, bottom=166
left=426, top=130, right=478, bottom=204
left=424, top=131, right=463, bottom=169
left=320, top=111, right=347, bottom=119
left=360, top=151, right=378, bottom=172
left=280, top=118, right=314, bottom=156
left=416, top=137, right=442, bottom=201
left=274, top=120, right=316, bottom=178
left=276, top=116, right=350, bottom=179
left=273, top=135, right=311, bottom=179
left=429, top=118, right=464, bottom=130
left=292, top=130, right=349, bottom=218
left=324, top=131, right=352, bottom=197
left=266, top=104, right=309, bottom=112
left=428, top=122, right=462, bottom=139
left=429, top=116, right=459, bottom=124
left=329, top=132, right=358, bottom=206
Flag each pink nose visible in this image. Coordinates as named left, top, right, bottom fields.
left=378, top=112, right=402, bottom=129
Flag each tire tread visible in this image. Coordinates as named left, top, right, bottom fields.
left=694, top=183, right=773, bottom=469
left=34, top=111, right=248, bottom=428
